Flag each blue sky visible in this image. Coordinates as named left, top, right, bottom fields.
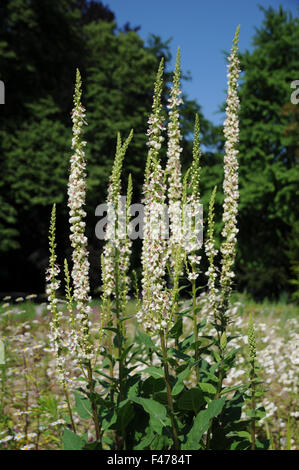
left=106, top=0, right=298, bottom=125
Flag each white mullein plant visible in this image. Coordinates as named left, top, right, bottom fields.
left=219, top=25, right=241, bottom=319
left=139, top=57, right=183, bottom=450
left=47, top=204, right=63, bottom=381
left=205, top=186, right=219, bottom=321
left=46, top=204, right=76, bottom=433
left=185, top=114, right=202, bottom=281
left=68, top=69, right=92, bottom=362
left=205, top=26, right=241, bottom=449
left=100, top=131, right=133, bottom=403
left=67, top=69, right=100, bottom=440
left=183, top=115, right=202, bottom=381
left=139, top=58, right=171, bottom=333
left=101, top=131, right=133, bottom=330
left=166, top=47, right=184, bottom=269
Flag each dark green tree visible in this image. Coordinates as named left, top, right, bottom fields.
left=0, top=0, right=211, bottom=293
left=236, top=6, right=299, bottom=298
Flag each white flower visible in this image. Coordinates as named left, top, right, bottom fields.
left=219, top=27, right=240, bottom=310
left=0, top=435, right=13, bottom=443
left=188, top=272, right=199, bottom=281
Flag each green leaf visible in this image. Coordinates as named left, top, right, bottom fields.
left=230, top=440, right=251, bottom=450
left=73, top=391, right=92, bottom=419
left=83, top=440, right=102, bottom=450
left=142, top=377, right=165, bottom=396
left=154, top=392, right=169, bottom=407
left=227, top=430, right=251, bottom=440
left=172, top=367, right=190, bottom=396
left=199, top=382, right=217, bottom=395
left=176, top=388, right=205, bottom=413
left=168, top=348, right=190, bottom=361
left=126, top=375, right=140, bottom=399
left=101, top=410, right=117, bottom=431
left=133, top=428, right=156, bottom=450
left=182, top=398, right=225, bottom=450
left=169, top=317, right=183, bottom=340
left=136, top=330, right=157, bottom=351
left=130, top=397, right=168, bottom=434
left=220, top=384, right=247, bottom=396
left=62, top=429, right=85, bottom=450
left=116, top=401, right=135, bottom=434
left=143, top=367, right=164, bottom=379
left=212, top=350, right=222, bottom=363
left=255, top=439, right=270, bottom=450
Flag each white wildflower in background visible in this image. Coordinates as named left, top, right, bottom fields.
left=0, top=435, right=13, bottom=443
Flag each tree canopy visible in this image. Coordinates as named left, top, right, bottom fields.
left=236, top=6, right=299, bottom=298
left=0, top=0, right=210, bottom=292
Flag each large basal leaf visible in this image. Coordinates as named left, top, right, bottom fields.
left=176, top=388, right=205, bottom=413
left=62, top=429, right=86, bottom=450
left=130, top=397, right=168, bottom=434
left=116, top=401, right=135, bottom=434
left=73, top=391, right=92, bottom=419
left=182, top=397, right=226, bottom=450
left=142, top=377, right=165, bottom=397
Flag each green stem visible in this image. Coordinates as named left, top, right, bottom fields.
left=114, top=250, right=124, bottom=403
left=206, top=351, right=225, bottom=449
left=250, top=360, right=256, bottom=450
left=23, top=354, right=30, bottom=441
left=191, top=274, right=199, bottom=383
left=160, top=330, right=180, bottom=450
left=87, top=362, right=101, bottom=441
left=63, top=384, right=76, bottom=434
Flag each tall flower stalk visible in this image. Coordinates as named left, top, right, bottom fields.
left=67, top=69, right=100, bottom=440
left=101, top=131, right=133, bottom=405
left=217, top=24, right=240, bottom=389
left=187, top=116, right=202, bottom=380
left=166, top=47, right=184, bottom=270
left=206, top=26, right=240, bottom=449
left=139, top=58, right=180, bottom=450
left=101, top=132, right=133, bottom=325
left=68, top=69, right=92, bottom=360
left=46, top=204, right=76, bottom=433
left=219, top=25, right=241, bottom=324
left=139, top=58, right=170, bottom=333
left=205, top=186, right=218, bottom=323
